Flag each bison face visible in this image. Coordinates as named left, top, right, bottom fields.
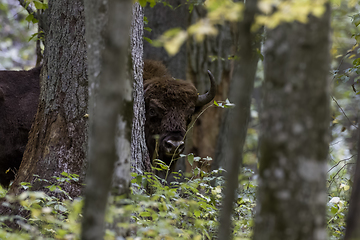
left=144, top=78, right=198, bottom=165
left=143, top=60, right=216, bottom=174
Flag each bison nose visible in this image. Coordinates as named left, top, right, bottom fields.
left=164, top=140, right=185, bottom=155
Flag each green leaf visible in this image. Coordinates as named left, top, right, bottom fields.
left=140, top=211, right=151, bottom=217
left=25, top=14, right=34, bottom=23
left=138, top=0, right=147, bottom=7
left=331, top=206, right=338, bottom=215
left=34, top=0, right=46, bottom=9
left=189, top=4, right=194, bottom=13
left=194, top=210, right=201, bottom=218
left=148, top=0, right=156, bottom=8
left=187, top=153, right=194, bottom=166
left=144, top=37, right=152, bottom=44
left=48, top=185, right=57, bottom=192
left=144, top=27, right=152, bottom=33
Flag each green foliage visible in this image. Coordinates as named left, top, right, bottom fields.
left=0, top=173, right=82, bottom=239
left=0, top=0, right=37, bottom=69
left=0, top=164, right=258, bottom=240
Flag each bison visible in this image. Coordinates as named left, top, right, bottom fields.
left=0, top=67, right=41, bottom=187
left=0, top=60, right=215, bottom=186
left=143, top=60, right=216, bottom=178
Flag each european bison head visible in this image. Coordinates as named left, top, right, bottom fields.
left=143, top=60, right=216, bottom=172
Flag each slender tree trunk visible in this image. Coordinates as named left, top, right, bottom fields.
left=81, top=0, right=133, bottom=238
left=344, top=127, right=360, bottom=240
left=9, top=0, right=88, bottom=198
left=131, top=3, right=150, bottom=175
left=252, top=4, right=331, bottom=240
left=216, top=1, right=260, bottom=239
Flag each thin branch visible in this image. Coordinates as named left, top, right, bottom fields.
left=331, top=49, right=352, bottom=84
left=327, top=155, right=357, bottom=173
left=331, top=95, right=358, bottom=129
left=328, top=162, right=356, bottom=190
left=18, top=0, right=38, bottom=20
left=330, top=46, right=359, bottom=129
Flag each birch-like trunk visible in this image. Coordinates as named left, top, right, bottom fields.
left=81, top=0, right=133, bottom=238
left=252, top=5, right=331, bottom=240
left=131, top=3, right=149, bottom=175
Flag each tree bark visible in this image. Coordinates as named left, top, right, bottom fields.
left=344, top=127, right=360, bottom=240
left=216, top=1, right=260, bottom=239
left=131, top=3, right=150, bottom=175
left=9, top=0, right=88, bottom=198
left=252, top=4, right=331, bottom=240
left=81, top=0, right=133, bottom=238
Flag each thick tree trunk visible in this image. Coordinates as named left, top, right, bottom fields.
left=216, top=1, right=260, bottom=239
left=252, top=4, right=331, bottom=240
left=344, top=127, right=360, bottom=240
left=81, top=0, right=133, bottom=239
left=186, top=5, right=233, bottom=171
left=9, top=0, right=88, bottom=198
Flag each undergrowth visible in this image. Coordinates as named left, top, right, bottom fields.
left=0, top=155, right=351, bottom=240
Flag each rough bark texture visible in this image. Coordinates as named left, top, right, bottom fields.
left=81, top=0, right=133, bottom=238
left=8, top=0, right=88, bottom=198
left=252, top=5, right=331, bottom=240
left=344, top=127, right=360, bottom=240
left=131, top=3, right=150, bottom=175
left=216, top=1, right=260, bottom=239
left=186, top=5, right=233, bottom=171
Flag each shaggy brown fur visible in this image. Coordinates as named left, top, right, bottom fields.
left=143, top=60, right=201, bottom=178
left=0, top=67, right=40, bottom=186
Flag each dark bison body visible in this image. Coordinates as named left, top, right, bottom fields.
left=0, top=67, right=40, bottom=186
left=143, top=60, right=216, bottom=176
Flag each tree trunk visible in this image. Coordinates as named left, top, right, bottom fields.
left=9, top=0, right=88, bottom=198
left=252, top=5, right=331, bottom=240
left=143, top=0, right=189, bottom=79
left=131, top=3, right=150, bottom=175
left=216, top=1, right=260, bottom=239
left=186, top=5, right=233, bottom=171
left=344, top=127, right=360, bottom=240
left=81, top=0, right=133, bottom=238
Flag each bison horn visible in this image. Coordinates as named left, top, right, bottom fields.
left=196, top=70, right=217, bottom=107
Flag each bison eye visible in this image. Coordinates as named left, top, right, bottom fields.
left=149, top=107, right=156, bottom=117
